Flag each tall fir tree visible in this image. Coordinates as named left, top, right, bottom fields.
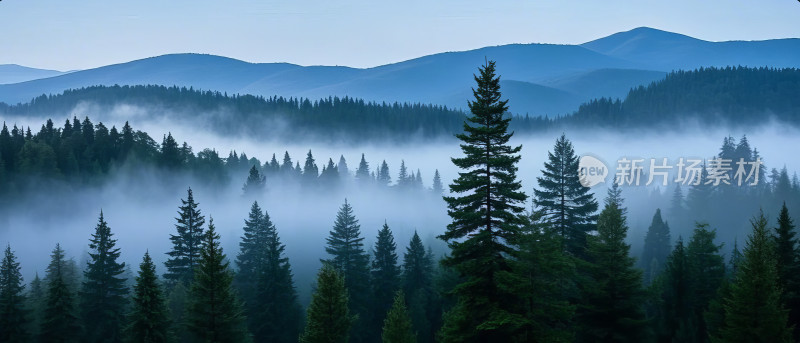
left=371, top=222, right=401, bottom=337
left=382, top=291, right=416, bottom=343
left=323, top=199, right=371, bottom=342
left=378, top=160, right=391, bottom=187
left=717, top=211, right=793, bottom=343
left=431, top=169, right=444, bottom=194
left=658, top=238, right=693, bottom=342
left=301, top=263, right=355, bottom=343
left=356, top=154, right=370, bottom=185
left=164, top=188, right=206, bottom=286
left=235, top=201, right=268, bottom=313
left=40, top=244, right=81, bottom=343
left=773, top=202, right=800, bottom=338
left=641, top=208, right=672, bottom=285
left=0, top=244, right=28, bottom=342
left=81, top=211, right=129, bottom=343
left=186, top=219, right=251, bottom=343
left=438, top=60, right=528, bottom=342
left=303, top=150, right=319, bottom=187
left=579, top=187, right=648, bottom=342
left=125, top=252, right=173, bottom=343
left=533, top=134, right=598, bottom=257
left=251, top=208, right=303, bottom=343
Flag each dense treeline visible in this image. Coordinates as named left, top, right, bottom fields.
left=3, top=62, right=800, bottom=343
left=561, top=66, right=800, bottom=128
left=0, top=116, right=445, bottom=199
left=3, top=66, right=800, bottom=140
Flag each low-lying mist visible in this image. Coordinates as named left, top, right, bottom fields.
left=3, top=105, right=800, bottom=304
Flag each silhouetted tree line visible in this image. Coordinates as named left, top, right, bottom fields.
left=0, top=117, right=446, bottom=199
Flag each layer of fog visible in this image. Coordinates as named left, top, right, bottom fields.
left=2, top=105, right=800, bottom=303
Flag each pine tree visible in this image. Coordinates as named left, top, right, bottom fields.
left=378, top=160, right=391, bottom=187
left=511, top=208, right=575, bottom=342
left=303, top=150, right=319, bottom=187
left=0, top=244, right=28, bottom=342
left=186, top=219, right=251, bottom=343
left=372, top=222, right=401, bottom=336
left=687, top=223, right=726, bottom=342
left=717, top=211, right=793, bottom=343
left=81, top=211, right=129, bottom=343
left=438, top=60, right=527, bottom=342
left=235, top=201, right=267, bottom=309
left=773, top=202, right=800, bottom=338
left=397, top=160, right=410, bottom=188
left=251, top=208, right=303, bottom=343
left=669, top=184, right=688, bottom=237
left=323, top=199, right=371, bottom=342
left=533, top=134, right=598, bottom=257
left=658, top=238, right=693, bottom=342
left=338, top=155, right=350, bottom=179
left=687, top=165, right=712, bottom=223
left=356, top=154, right=370, bottom=185
left=242, top=165, right=265, bottom=196
left=164, top=188, right=206, bottom=286
left=300, top=264, right=354, bottom=343
left=382, top=291, right=416, bottom=343
left=641, top=209, right=672, bottom=285
left=402, top=232, right=436, bottom=343
left=579, top=187, right=648, bottom=342
left=25, top=273, right=44, bottom=339
left=40, top=244, right=81, bottom=343
left=431, top=169, right=443, bottom=194
left=125, top=252, right=173, bottom=343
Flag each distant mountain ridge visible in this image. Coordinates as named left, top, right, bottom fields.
left=1, top=27, right=799, bottom=116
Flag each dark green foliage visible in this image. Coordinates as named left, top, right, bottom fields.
left=235, top=201, right=268, bottom=307
left=250, top=207, right=303, bottom=343
left=402, top=232, right=437, bottom=343
left=372, top=222, right=401, bottom=336
left=242, top=165, right=265, bottom=195
left=773, top=203, right=800, bottom=338
left=382, top=291, right=416, bottom=343
left=510, top=209, right=576, bottom=342
left=0, top=245, right=28, bottom=342
left=438, top=61, right=527, bottom=342
left=300, top=264, right=355, bottom=343
left=40, top=244, right=81, bottom=343
left=686, top=223, right=726, bottom=342
left=186, top=219, right=251, bottom=343
left=164, top=188, right=206, bottom=286
left=323, top=199, right=371, bottom=342
left=716, top=211, right=793, bottom=343
left=25, top=273, right=44, bottom=339
left=125, top=252, right=173, bottom=343
left=533, top=134, right=598, bottom=257
left=642, top=209, right=672, bottom=285
left=579, top=188, right=648, bottom=342
left=658, top=238, right=693, bottom=342
left=81, top=211, right=129, bottom=343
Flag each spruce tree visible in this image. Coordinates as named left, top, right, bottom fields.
left=186, top=219, right=251, bottom=343
left=356, top=154, right=370, bottom=185
left=533, top=134, right=598, bottom=257
left=397, top=160, right=410, bottom=189
left=431, top=169, right=443, bottom=194
left=382, top=291, right=416, bottom=343
left=303, top=150, right=319, bottom=187
left=641, top=209, right=672, bottom=285
left=164, top=188, right=206, bottom=286
left=378, top=160, right=391, bottom=187
left=251, top=208, right=303, bottom=343
left=579, top=188, right=648, bottom=342
left=242, top=165, right=265, bottom=196
left=687, top=223, right=726, bottom=342
left=717, top=211, right=793, bottom=343
left=659, top=238, right=693, bottom=342
left=41, top=244, right=81, bottom=343
left=300, top=264, right=354, bottom=343
left=402, top=232, right=436, bottom=343
left=773, top=202, right=800, bottom=338
left=25, top=273, right=44, bottom=339
left=235, top=201, right=267, bottom=310
left=125, top=252, right=173, bottom=343
left=81, top=210, right=129, bottom=343
left=372, top=222, right=401, bottom=336
left=511, top=208, right=575, bottom=342
left=438, top=60, right=527, bottom=342
left=0, top=244, right=28, bottom=342
left=323, top=199, right=371, bottom=342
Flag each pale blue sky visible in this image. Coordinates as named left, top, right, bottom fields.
left=1, top=0, right=798, bottom=71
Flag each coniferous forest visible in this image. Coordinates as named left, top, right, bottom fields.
left=2, top=60, right=800, bottom=343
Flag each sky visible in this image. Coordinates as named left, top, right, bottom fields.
left=1, top=0, right=798, bottom=71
